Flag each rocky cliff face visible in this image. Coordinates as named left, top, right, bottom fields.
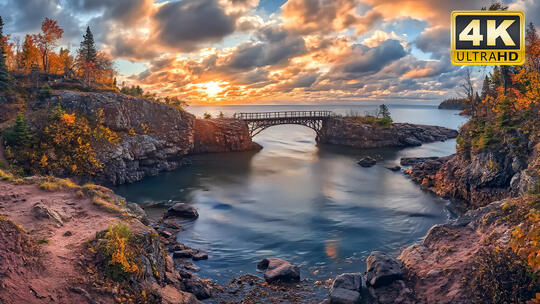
left=47, top=91, right=261, bottom=185
left=49, top=91, right=195, bottom=184
left=192, top=119, right=261, bottom=154
left=406, top=139, right=538, bottom=208
left=318, top=117, right=458, bottom=148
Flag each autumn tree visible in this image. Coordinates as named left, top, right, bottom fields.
left=18, top=34, right=40, bottom=72
left=34, top=18, right=63, bottom=73
left=0, top=16, right=10, bottom=93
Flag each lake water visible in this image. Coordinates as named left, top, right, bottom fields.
left=114, top=104, right=468, bottom=285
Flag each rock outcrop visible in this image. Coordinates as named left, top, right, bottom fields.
left=192, top=119, right=261, bottom=153
left=329, top=273, right=363, bottom=304
left=45, top=91, right=262, bottom=185
left=318, top=118, right=457, bottom=148
left=49, top=91, right=196, bottom=185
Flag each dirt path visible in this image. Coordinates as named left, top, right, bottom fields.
left=0, top=181, right=121, bottom=304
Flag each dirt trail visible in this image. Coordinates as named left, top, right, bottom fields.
left=0, top=181, right=121, bottom=304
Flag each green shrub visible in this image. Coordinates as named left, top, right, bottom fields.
left=38, top=84, right=52, bottom=101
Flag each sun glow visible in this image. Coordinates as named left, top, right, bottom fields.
left=198, top=81, right=225, bottom=97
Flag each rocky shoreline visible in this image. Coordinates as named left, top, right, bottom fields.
left=318, top=117, right=458, bottom=148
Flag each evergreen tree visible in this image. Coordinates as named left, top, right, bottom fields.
left=78, top=26, right=97, bottom=64
left=3, top=113, right=33, bottom=148
left=481, top=75, right=489, bottom=99
left=77, top=26, right=97, bottom=86
left=0, top=16, right=10, bottom=93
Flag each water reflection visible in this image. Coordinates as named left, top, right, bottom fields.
left=114, top=105, right=467, bottom=284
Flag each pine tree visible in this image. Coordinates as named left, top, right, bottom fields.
left=3, top=113, right=32, bottom=148
left=481, top=75, right=490, bottom=99
left=77, top=26, right=97, bottom=86
left=78, top=26, right=96, bottom=64
left=0, top=16, right=10, bottom=93
left=378, top=104, right=391, bottom=119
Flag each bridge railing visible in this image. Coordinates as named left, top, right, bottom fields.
left=234, top=111, right=334, bottom=120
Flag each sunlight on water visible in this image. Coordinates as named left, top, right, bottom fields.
left=114, top=104, right=467, bottom=284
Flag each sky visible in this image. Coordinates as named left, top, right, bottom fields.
left=1, top=0, right=539, bottom=105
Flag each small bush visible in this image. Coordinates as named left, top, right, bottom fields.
left=467, top=247, right=536, bottom=304
left=99, top=223, right=140, bottom=281
left=0, top=168, right=14, bottom=181
left=38, top=84, right=52, bottom=101
left=203, top=112, right=212, bottom=119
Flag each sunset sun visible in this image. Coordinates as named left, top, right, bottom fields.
left=199, top=81, right=225, bottom=97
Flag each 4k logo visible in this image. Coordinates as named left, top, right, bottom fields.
left=451, top=11, right=524, bottom=65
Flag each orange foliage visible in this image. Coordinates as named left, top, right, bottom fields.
left=33, top=18, right=63, bottom=73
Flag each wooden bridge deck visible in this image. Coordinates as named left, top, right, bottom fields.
left=234, top=111, right=334, bottom=137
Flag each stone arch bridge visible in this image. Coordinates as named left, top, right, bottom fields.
left=234, top=111, right=334, bottom=137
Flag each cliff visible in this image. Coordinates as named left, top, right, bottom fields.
left=192, top=119, right=261, bottom=154
left=318, top=117, right=457, bottom=148
left=40, top=91, right=258, bottom=184
left=438, top=98, right=467, bottom=110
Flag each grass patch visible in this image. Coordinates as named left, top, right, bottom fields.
left=39, top=177, right=79, bottom=191
left=0, top=168, right=14, bottom=181
left=345, top=115, right=393, bottom=128
left=92, top=195, right=122, bottom=213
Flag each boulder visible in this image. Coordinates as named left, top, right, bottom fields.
left=192, top=252, right=208, bottom=261
left=257, top=257, right=300, bottom=283
left=126, top=203, right=149, bottom=225
left=165, top=203, right=199, bottom=219
left=331, top=273, right=362, bottom=293
left=330, top=288, right=361, bottom=304
left=386, top=165, right=401, bottom=171
left=357, top=157, right=376, bottom=167
left=182, top=277, right=212, bottom=300
left=32, top=202, right=63, bottom=225
left=365, top=251, right=402, bottom=287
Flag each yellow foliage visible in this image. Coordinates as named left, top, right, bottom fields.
left=104, top=223, right=139, bottom=275
left=510, top=201, right=540, bottom=276
left=39, top=177, right=80, bottom=191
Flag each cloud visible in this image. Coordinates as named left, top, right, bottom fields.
left=414, top=26, right=448, bottom=59
left=281, top=0, right=381, bottom=35
left=330, top=39, right=407, bottom=80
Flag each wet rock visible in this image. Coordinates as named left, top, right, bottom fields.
left=357, top=157, right=376, bottom=167
left=386, top=165, right=401, bottom=171
left=368, top=280, right=415, bottom=304
left=192, top=252, right=208, bottom=261
left=330, top=288, right=361, bottom=304
left=169, top=244, right=185, bottom=252
left=160, top=230, right=173, bottom=238
left=182, top=277, right=212, bottom=300
left=400, top=157, right=439, bottom=166
left=163, top=220, right=183, bottom=231
left=32, top=202, right=63, bottom=225
left=257, top=257, right=300, bottom=283
left=331, top=273, right=362, bottom=293
left=365, top=251, right=402, bottom=287
left=173, top=250, right=194, bottom=259
left=165, top=203, right=199, bottom=219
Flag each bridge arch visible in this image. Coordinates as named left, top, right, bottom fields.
left=234, top=111, right=334, bottom=137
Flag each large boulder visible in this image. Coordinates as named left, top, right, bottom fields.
left=257, top=257, right=300, bottom=283
left=165, top=203, right=199, bottom=219
left=329, top=273, right=363, bottom=304
left=330, top=288, right=361, bottom=304
left=365, top=251, right=403, bottom=287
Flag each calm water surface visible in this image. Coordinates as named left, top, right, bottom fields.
left=114, top=104, right=468, bottom=284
